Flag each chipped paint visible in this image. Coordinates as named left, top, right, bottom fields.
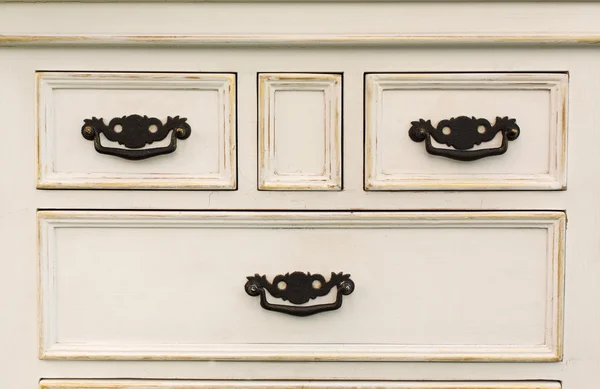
left=37, top=210, right=565, bottom=362
left=2, top=33, right=600, bottom=47
left=364, top=73, right=568, bottom=191
left=40, top=381, right=562, bottom=389
left=35, top=72, right=237, bottom=189
left=258, top=73, right=342, bottom=191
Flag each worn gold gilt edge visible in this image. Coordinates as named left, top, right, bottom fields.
left=39, top=381, right=562, bottom=389
left=364, top=73, right=568, bottom=191
left=37, top=210, right=565, bottom=362
left=36, top=209, right=565, bottom=220
left=258, top=73, right=342, bottom=191
left=4, top=34, right=600, bottom=46
left=546, top=213, right=567, bottom=362
left=35, top=72, right=237, bottom=190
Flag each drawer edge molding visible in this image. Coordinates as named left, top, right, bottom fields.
left=39, top=381, right=562, bottom=389
left=4, top=33, right=600, bottom=47
left=258, top=73, right=342, bottom=191
left=36, top=72, right=237, bottom=190
left=364, top=72, right=568, bottom=191
left=37, top=210, right=565, bottom=362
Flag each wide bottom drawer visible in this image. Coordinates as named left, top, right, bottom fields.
left=37, top=211, right=565, bottom=362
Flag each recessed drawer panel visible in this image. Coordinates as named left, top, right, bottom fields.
left=36, top=72, right=237, bottom=190
left=258, top=73, right=342, bottom=191
left=38, top=211, right=564, bottom=361
left=365, top=73, right=568, bottom=191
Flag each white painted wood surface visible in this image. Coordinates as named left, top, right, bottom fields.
left=38, top=211, right=564, bottom=361
left=37, top=72, right=237, bottom=189
left=39, top=381, right=562, bottom=389
left=0, top=2, right=600, bottom=389
left=3, top=3, right=600, bottom=40
left=258, top=73, right=342, bottom=190
left=2, top=45, right=591, bottom=210
left=365, top=73, right=567, bottom=190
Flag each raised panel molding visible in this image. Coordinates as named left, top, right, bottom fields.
left=258, top=73, right=342, bottom=190
left=38, top=210, right=564, bottom=361
left=5, top=35, right=600, bottom=48
left=40, top=381, right=562, bottom=389
left=364, top=73, right=568, bottom=191
left=36, top=72, right=237, bottom=190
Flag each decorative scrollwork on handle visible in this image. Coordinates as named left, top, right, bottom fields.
left=409, top=116, right=520, bottom=161
left=245, top=271, right=355, bottom=317
left=81, top=114, right=191, bottom=160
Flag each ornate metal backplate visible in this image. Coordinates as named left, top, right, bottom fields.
left=245, top=271, right=355, bottom=317
left=409, top=116, right=520, bottom=161
left=81, top=114, right=191, bottom=160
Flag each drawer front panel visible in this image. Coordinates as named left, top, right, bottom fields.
left=38, top=211, right=564, bottom=361
left=39, top=381, right=561, bottom=389
left=365, top=73, right=568, bottom=190
left=258, top=73, right=342, bottom=191
left=37, top=72, right=237, bottom=189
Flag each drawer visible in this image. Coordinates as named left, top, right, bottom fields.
left=38, top=210, right=564, bottom=361
left=258, top=73, right=342, bottom=191
left=36, top=72, right=237, bottom=190
left=39, top=381, right=562, bottom=389
left=364, top=73, right=568, bottom=191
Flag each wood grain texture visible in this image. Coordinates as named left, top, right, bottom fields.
left=3, top=34, right=600, bottom=47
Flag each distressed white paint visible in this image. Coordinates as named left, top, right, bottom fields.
left=365, top=73, right=568, bottom=190
left=37, top=72, right=237, bottom=189
left=38, top=211, right=564, bottom=361
left=2, top=2, right=600, bottom=389
left=4, top=3, right=600, bottom=38
left=5, top=34, right=600, bottom=47
left=259, top=73, right=342, bottom=190
left=39, top=380, right=562, bottom=389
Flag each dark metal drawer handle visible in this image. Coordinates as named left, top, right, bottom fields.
left=81, top=114, right=191, bottom=160
left=409, top=116, right=520, bottom=161
left=245, top=271, right=355, bottom=317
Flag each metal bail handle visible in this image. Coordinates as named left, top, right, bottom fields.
left=245, top=271, right=355, bottom=317
left=81, top=114, right=192, bottom=160
left=408, top=116, right=520, bottom=162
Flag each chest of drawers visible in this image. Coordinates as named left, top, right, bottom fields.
left=0, top=1, right=599, bottom=389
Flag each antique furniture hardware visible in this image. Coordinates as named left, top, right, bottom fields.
left=245, top=271, right=355, bottom=317
left=408, top=116, right=520, bottom=161
left=81, top=114, right=191, bottom=160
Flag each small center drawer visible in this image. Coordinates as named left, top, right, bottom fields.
left=38, top=210, right=564, bottom=362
